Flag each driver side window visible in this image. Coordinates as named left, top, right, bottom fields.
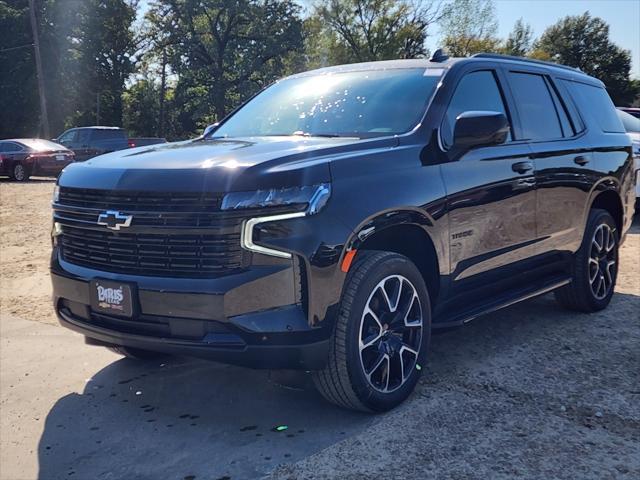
left=442, top=70, right=511, bottom=148
left=58, top=130, right=77, bottom=144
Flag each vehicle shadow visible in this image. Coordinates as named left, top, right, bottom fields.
left=37, top=291, right=639, bottom=479
left=36, top=355, right=373, bottom=480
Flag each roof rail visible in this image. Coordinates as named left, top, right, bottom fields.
left=472, top=53, right=582, bottom=73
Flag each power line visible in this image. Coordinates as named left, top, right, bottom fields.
left=0, top=43, right=34, bottom=54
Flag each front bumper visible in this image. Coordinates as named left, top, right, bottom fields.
left=51, top=253, right=332, bottom=369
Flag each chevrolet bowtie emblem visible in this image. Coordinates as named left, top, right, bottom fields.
left=97, top=210, right=133, bottom=231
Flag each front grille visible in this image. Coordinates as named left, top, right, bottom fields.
left=58, top=187, right=223, bottom=212
left=54, top=187, right=246, bottom=277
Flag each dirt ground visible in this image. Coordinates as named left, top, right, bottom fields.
left=0, top=178, right=639, bottom=479
left=0, top=179, right=57, bottom=324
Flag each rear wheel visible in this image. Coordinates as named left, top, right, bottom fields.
left=313, top=251, right=431, bottom=412
left=555, top=209, right=619, bottom=312
left=108, top=346, right=167, bottom=360
left=11, top=163, right=29, bottom=182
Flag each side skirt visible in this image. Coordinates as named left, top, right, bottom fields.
left=432, top=275, right=571, bottom=330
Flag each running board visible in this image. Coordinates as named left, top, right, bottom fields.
left=432, top=276, right=572, bottom=329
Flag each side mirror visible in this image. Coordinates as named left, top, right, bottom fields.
left=203, top=123, right=220, bottom=137
left=453, top=111, right=509, bottom=150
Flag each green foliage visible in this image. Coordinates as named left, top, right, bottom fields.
left=71, top=0, right=138, bottom=128
left=535, top=12, right=634, bottom=105
left=4, top=1, right=639, bottom=139
left=440, top=0, right=500, bottom=56
left=147, top=0, right=304, bottom=133
left=306, top=0, right=440, bottom=67
left=0, top=0, right=38, bottom=137
left=502, top=18, right=533, bottom=57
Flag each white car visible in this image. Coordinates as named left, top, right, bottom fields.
left=617, top=109, right=640, bottom=207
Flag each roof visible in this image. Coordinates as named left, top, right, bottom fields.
left=71, top=126, right=124, bottom=130
left=286, top=53, right=596, bottom=83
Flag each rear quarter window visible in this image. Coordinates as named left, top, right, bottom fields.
left=561, top=80, right=624, bottom=133
left=92, top=129, right=126, bottom=141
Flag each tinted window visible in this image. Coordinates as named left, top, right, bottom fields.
left=213, top=69, right=442, bottom=139
left=92, top=129, right=126, bottom=141
left=562, top=80, right=624, bottom=133
left=58, top=130, right=76, bottom=143
left=3, top=142, right=22, bottom=152
left=547, top=81, right=574, bottom=137
left=442, top=70, right=510, bottom=148
left=508, top=72, right=563, bottom=140
left=77, top=130, right=91, bottom=144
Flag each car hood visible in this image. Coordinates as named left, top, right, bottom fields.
left=58, top=136, right=384, bottom=192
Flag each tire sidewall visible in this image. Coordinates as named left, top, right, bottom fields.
left=343, top=253, right=431, bottom=411
left=12, top=163, right=27, bottom=182
left=580, top=210, right=619, bottom=310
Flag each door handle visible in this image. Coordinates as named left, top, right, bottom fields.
left=574, top=155, right=589, bottom=166
left=511, top=161, right=534, bottom=174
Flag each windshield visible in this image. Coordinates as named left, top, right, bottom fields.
left=211, top=68, right=442, bottom=139
left=617, top=110, right=640, bottom=133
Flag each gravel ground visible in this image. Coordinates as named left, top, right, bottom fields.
left=0, top=178, right=638, bottom=480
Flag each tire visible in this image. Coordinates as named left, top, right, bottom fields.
left=107, top=345, right=167, bottom=360
left=10, top=162, right=29, bottom=182
left=555, top=209, right=619, bottom=312
left=313, top=251, right=431, bottom=412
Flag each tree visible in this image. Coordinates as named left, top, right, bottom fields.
left=307, top=0, right=441, bottom=67
left=439, top=0, right=500, bottom=56
left=503, top=18, right=533, bottom=57
left=0, top=0, right=39, bottom=137
left=71, top=0, right=139, bottom=127
left=149, top=0, right=304, bottom=130
left=536, top=12, right=634, bottom=105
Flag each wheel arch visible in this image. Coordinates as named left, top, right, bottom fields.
left=344, top=210, right=444, bottom=309
left=588, top=186, right=624, bottom=234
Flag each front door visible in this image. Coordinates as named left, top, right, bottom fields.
left=438, top=69, right=537, bottom=307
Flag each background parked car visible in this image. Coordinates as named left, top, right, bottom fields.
left=53, top=127, right=128, bottom=161
left=0, top=139, right=74, bottom=182
left=617, top=109, right=640, bottom=206
left=128, top=137, right=167, bottom=147
left=617, top=107, right=640, bottom=119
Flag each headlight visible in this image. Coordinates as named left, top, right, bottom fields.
left=221, top=183, right=331, bottom=215
left=53, top=185, right=60, bottom=203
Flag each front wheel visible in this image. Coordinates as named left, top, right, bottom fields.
left=555, top=209, right=619, bottom=312
left=313, top=251, right=431, bottom=412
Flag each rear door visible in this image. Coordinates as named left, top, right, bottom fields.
left=505, top=68, right=593, bottom=268
left=439, top=67, right=537, bottom=305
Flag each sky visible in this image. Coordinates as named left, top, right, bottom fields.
left=139, top=0, right=640, bottom=78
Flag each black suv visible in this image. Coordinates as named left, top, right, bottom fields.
left=51, top=54, right=635, bottom=412
left=54, top=126, right=129, bottom=161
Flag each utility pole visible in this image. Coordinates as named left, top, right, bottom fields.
left=28, top=0, right=50, bottom=138
left=159, top=48, right=167, bottom=138
left=96, top=92, right=101, bottom=125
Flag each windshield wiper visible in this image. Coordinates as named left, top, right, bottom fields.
left=291, top=131, right=352, bottom=138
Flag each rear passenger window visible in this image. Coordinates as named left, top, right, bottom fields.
left=507, top=72, right=563, bottom=141
left=93, top=129, right=125, bottom=141
left=442, top=70, right=510, bottom=148
left=547, top=82, right=574, bottom=137
left=561, top=80, right=625, bottom=133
